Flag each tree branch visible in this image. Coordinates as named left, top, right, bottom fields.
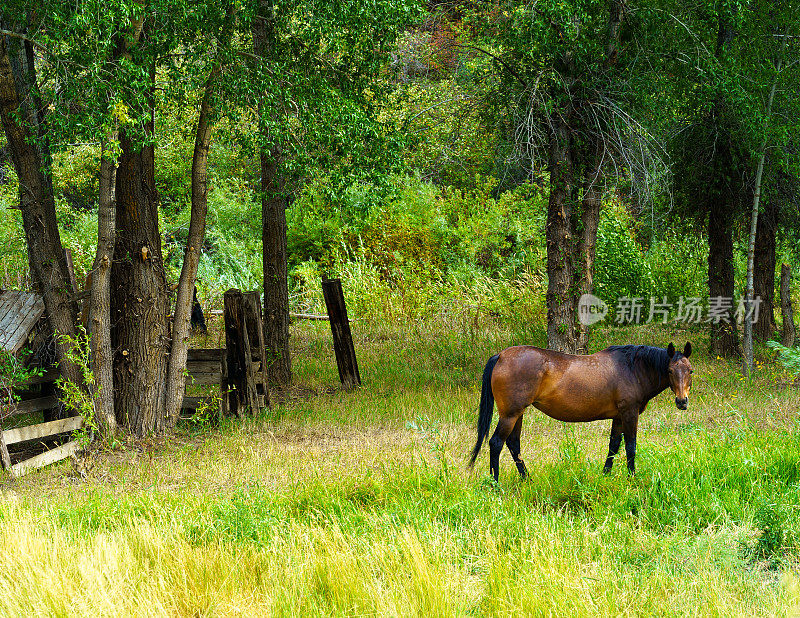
left=0, top=28, right=47, bottom=52
left=455, top=44, right=527, bottom=88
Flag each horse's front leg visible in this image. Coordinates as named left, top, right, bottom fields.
left=621, top=410, right=639, bottom=475
left=603, top=417, right=623, bottom=473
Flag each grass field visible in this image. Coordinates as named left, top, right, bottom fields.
left=2, top=316, right=800, bottom=617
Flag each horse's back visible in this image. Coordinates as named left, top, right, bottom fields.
left=491, top=345, right=624, bottom=421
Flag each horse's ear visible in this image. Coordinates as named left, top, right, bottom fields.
left=667, top=343, right=676, bottom=358
left=683, top=342, right=692, bottom=358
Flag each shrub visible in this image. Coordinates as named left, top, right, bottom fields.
left=52, top=145, right=99, bottom=211
left=645, top=228, right=708, bottom=302
left=594, top=203, right=650, bottom=306
left=767, top=341, right=800, bottom=377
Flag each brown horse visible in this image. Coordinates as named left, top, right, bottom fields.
left=469, top=342, right=693, bottom=481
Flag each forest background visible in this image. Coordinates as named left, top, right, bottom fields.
left=0, top=1, right=800, bottom=457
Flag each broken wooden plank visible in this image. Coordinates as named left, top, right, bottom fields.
left=290, top=313, right=330, bottom=321
left=1, top=293, right=36, bottom=340
left=0, top=293, right=27, bottom=343
left=185, top=370, right=222, bottom=385
left=0, top=291, right=45, bottom=354
left=0, top=289, right=22, bottom=319
left=187, top=348, right=224, bottom=362
left=2, top=416, right=83, bottom=446
left=6, top=293, right=42, bottom=354
left=0, top=293, right=18, bottom=329
left=205, top=309, right=330, bottom=321
left=186, top=360, right=222, bottom=374
left=4, top=395, right=60, bottom=418
left=181, top=396, right=215, bottom=409
left=11, top=440, right=80, bottom=477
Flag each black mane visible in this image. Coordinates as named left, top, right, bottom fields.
left=605, top=345, right=671, bottom=376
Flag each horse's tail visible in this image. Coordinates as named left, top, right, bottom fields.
left=469, top=354, right=499, bottom=468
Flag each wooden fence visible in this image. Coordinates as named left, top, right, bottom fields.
left=1, top=281, right=358, bottom=477
left=1, top=289, right=271, bottom=477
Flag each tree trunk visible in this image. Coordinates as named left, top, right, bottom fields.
left=0, top=26, right=82, bottom=390
left=781, top=264, right=795, bottom=348
left=707, top=188, right=739, bottom=356
left=88, top=138, right=118, bottom=435
left=546, top=1, right=620, bottom=355
left=743, top=35, right=784, bottom=375
left=260, top=151, right=291, bottom=385
left=576, top=145, right=603, bottom=354
left=165, top=6, right=234, bottom=426
left=706, top=17, right=740, bottom=358
left=111, top=120, right=169, bottom=436
left=164, top=94, right=212, bottom=426
left=753, top=197, right=777, bottom=341
left=546, top=112, right=577, bottom=353
left=253, top=0, right=291, bottom=386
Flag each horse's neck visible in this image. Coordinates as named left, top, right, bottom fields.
left=640, top=364, right=670, bottom=402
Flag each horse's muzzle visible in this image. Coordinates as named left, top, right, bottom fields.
left=676, top=397, right=688, bottom=410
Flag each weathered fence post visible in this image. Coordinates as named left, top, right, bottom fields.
left=219, top=347, right=229, bottom=418
left=223, top=289, right=269, bottom=416
left=0, top=430, right=11, bottom=472
left=224, top=289, right=255, bottom=416
left=321, top=277, right=361, bottom=389
left=243, top=291, right=270, bottom=410
left=63, top=248, right=78, bottom=296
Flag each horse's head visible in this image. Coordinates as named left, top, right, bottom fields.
left=667, top=342, right=693, bottom=410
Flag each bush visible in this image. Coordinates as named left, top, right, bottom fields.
left=767, top=341, right=800, bottom=377
left=645, top=229, right=708, bottom=302
left=52, top=145, right=100, bottom=211
left=594, top=203, right=708, bottom=316
left=594, top=203, right=650, bottom=305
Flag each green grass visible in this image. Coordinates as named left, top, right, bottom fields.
left=2, top=318, right=800, bottom=616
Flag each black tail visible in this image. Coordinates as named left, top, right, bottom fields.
left=469, top=354, right=499, bottom=467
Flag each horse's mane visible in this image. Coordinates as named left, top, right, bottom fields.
left=605, top=345, right=670, bottom=376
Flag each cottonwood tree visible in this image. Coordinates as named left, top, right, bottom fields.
left=743, top=25, right=789, bottom=375
left=741, top=9, right=800, bottom=373
left=164, top=3, right=237, bottom=426
left=476, top=0, right=665, bottom=353
left=667, top=1, right=800, bottom=359
left=0, top=11, right=85, bottom=398
left=240, top=0, right=420, bottom=385
left=754, top=157, right=800, bottom=342
left=2, top=1, right=242, bottom=435
left=98, top=2, right=239, bottom=434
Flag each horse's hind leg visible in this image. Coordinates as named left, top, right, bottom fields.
left=506, top=414, right=528, bottom=479
left=488, top=412, right=522, bottom=482
left=603, top=417, right=623, bottom=474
